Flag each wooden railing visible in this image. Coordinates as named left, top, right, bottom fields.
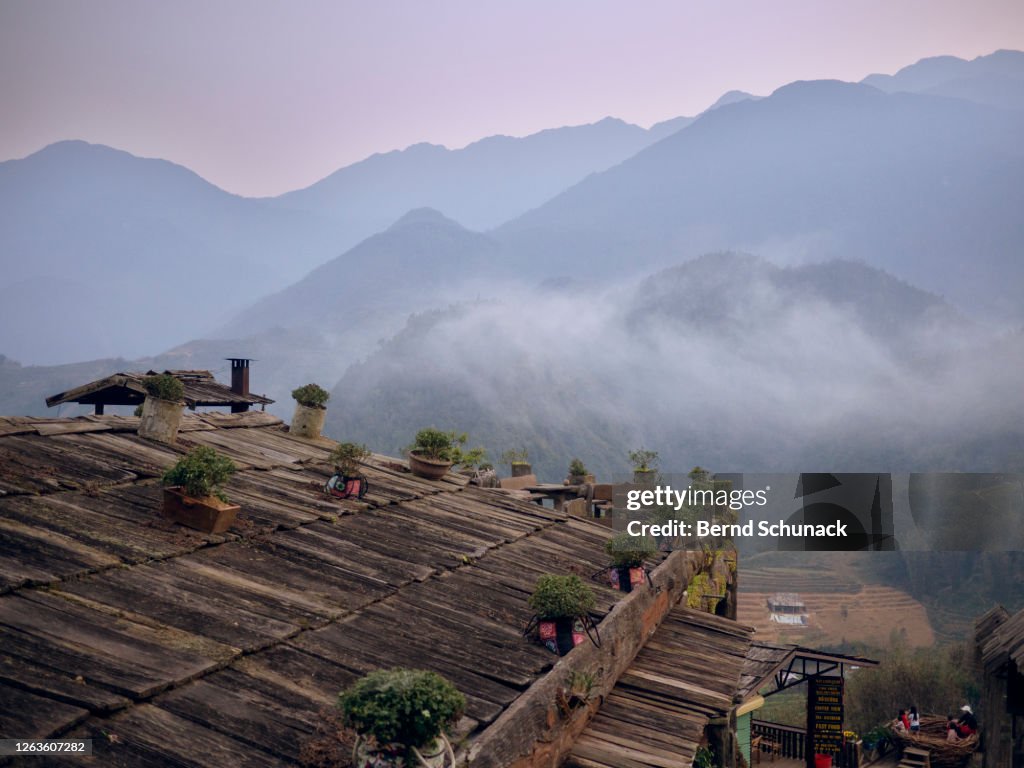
left=752, top=720, right=806, bottom=761
left=751, top=720, right=862, bottom=766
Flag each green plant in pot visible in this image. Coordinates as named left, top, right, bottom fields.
left=501, top=448, right=531, bottom=477
left=161, top=445, right=238, bottom=533
left=604, top=532, right=656, bottom=593
left=291, top=383, right=330, bottom=439
left=528, top=574, right=597, bottom=656
left=628, top=447, right=659, bottom=486
left=325, top=442, right=371, bottom=500
left=567, top=457, right=592, bottom=485
left=138, top=373, right=186, bottom=443
left=407, top=428, right=478, bottom=480
left=338, top=668, right=465, bottom=767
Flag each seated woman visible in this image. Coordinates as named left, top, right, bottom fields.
left=956, top=705, right=977, bottom=737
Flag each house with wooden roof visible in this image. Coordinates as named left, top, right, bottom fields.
left=45, top=358, right=272, bottom=414
left=975, top=605, right=1024, bottom=767
left=0, top=406, right=763, bottom=767
left=737, top=643, right=878, bottom=767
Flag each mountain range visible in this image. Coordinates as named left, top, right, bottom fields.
left=1, top=50, right=1022, bottom=482
left=4, top=51, right=1022, bottom=366
left=496, top=77, right=1024, bottom=322
left=0, top=111, right=704, bottom=364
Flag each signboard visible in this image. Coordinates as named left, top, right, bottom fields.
left=808, top=676, right=844, bottom=756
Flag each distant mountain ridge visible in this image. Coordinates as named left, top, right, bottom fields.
left=3, top=51, right=1024, bottom=366
left=221, top=207, right=502, bottom=338
left=495, top=76, right=1024, bottom=322
left=272, top=116, right=671, bottom=235
left=862, top=49, right=1024, bottom=109
left=0, top=113, right=699, bottom=364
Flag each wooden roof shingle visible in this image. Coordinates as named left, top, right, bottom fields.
left=0, top=412, right=650, bottom=765
left=45, top=370, right=274, bottom=409
left=567, top=608, right=755, bottom=768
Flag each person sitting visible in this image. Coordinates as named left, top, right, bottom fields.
left=946, top=715, right=961, bottom=743
left=956, top=704, right=977, bottom=737
left=909, top=706, right=920, bottom=733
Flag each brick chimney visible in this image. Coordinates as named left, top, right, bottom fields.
left=227, top=358, right=252, bottom=413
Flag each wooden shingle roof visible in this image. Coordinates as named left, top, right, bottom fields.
left=978, top=605, right=1024, bottom=673
left=566, top=609, right=754, bottom=768
left=0, top=413, right=640, bottom=765
left=44, top=370, right=274, bottom=409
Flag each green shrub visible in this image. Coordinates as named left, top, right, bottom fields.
left=501, top=448, right=529, bottom=466
left=605, top=532, right=657, bottom=568
left=629, top=448, right=659, bottom=472
left=409, top=428, right=483, bottom=467
left=528, top=574, right=596, bottom=619
left=292, top=383, right=330, bottom=409
left=568, top=458, right=588, bottom=477
left=143, top=373, right=184, bottom=403
left=338, top=668, right=465, bottom=752
left=162, top=446, right=236, bottom=501
left=329, top=442, right=371, bottom=475
left=456, top=446, right=488, bottom=469
left=694, top=746, right=714, bottom=768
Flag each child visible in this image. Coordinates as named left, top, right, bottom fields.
left=909, top=706, right=920, bottom=733
left=898, top=709, right=911, bottom=732
left=946, top=715, right=960, bottom=743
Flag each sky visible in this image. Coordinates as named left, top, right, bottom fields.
left=3, top=0, right=1024, bottom=197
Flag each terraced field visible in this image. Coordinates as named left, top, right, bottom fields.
left=738, top=566, right=935, bottom=647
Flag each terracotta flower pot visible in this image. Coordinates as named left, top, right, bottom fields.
left=162, top=487, right=239, bottom=533
left=408, top=451, right=453, bottom=480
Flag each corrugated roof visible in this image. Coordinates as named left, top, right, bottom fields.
left=44, top=370, right=274, bottom=409
left=0, top=412, right=653, bottom=765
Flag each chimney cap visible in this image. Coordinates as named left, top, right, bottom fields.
left=226, top=357, right=256, bottom=364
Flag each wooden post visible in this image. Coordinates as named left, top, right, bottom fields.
left=94, top=403, right=104, bottom=415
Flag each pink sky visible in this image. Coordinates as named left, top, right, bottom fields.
left=2, top=0, right=1023, bottom=196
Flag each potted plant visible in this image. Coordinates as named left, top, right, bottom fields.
left=604, top=532, right=656, bottom=593
left=161, top=445, right=239, bottom=533
left=501, top=448, right=531, bottom=478
left=566, top=458, right=594, bottom=485
left=527, top=574, right=597, bottom=656
left=629, top=447, right=659, bottom=486
left=338, top=668, right=465, bottom=767
left=325, top=442, right=371, bottom=499
left=137, top=373, right=185, bottom=444
left=407, top=428, right=477, bottom=480
left=291, top=383, right=330, bottom=439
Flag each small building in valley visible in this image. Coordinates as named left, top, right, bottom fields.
left=767, top=592, right=809, bottom=625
